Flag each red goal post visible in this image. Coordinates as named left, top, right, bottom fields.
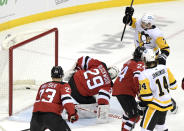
left=2, top=28, right=59, bottom=116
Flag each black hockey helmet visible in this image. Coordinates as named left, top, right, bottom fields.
left=133, top=46, right=146, bottom=61
left=51, top=66, right=64, bottom=78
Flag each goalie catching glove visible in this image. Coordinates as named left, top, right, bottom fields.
left=123, top=7, right=134, bottom=25
left=68, top=109, right=79, bottom=123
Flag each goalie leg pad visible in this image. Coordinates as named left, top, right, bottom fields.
left=96, top=105, right=110, bottom=124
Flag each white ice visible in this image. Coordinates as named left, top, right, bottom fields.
left=0, top=0, right=184, bottom=131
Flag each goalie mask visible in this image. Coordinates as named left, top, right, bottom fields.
left=107, top=66, right=119, bottom=80
left=51, top=66, right=64, bottom=78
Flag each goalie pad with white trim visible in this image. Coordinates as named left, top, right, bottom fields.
left=96, top=104, right=110, bottom=124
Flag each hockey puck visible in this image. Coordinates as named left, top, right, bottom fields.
left=26, top=87, right=31, bottom=89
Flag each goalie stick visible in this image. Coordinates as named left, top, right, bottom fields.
left=75, top=105, right=122, bottom=120
left=120, top=0, right=134, bottom=43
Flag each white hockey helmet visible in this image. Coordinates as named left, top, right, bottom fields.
left=107, top=66, right=119, bottom=80
left=142, top=49, right=156, bottom=62
left=141, top=13, right=154, bottom=25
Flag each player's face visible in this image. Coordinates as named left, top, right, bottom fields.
left=141, top=22, right=152, bottom=29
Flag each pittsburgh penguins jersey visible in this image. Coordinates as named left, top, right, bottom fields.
left=131, top=18, right=170, bottom=56
left=138, top=65, right=178, bottom=111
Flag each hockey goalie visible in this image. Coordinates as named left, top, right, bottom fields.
left=64, top=56, right=119, bottom=123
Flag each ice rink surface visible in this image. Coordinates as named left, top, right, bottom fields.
left=0, top=0, right=184, bottom=130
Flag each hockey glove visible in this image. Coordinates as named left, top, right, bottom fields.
left=170, top=98, right=178, bottom=114
left=68, top=110, right=79, bottom=123
left=125, top=7, right=134, bottom=16
left=182, top=78, right=184, bottom=90
left=126, top=107, right=139, bottom=119
left=137, top=101, right=147, bottom=116
left=157, top=53, right=167, bottom=65
left=122, top=7, right=134, bottom=25
left=123, top=15, right=133, bottom=25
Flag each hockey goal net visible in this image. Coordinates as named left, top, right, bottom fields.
left=0, top=28, right=58, bottom=116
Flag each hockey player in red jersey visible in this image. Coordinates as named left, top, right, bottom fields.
left=112, top=46, right=145, bottom=131
left=30, top=66, right=78, bottom=131
left=65, top=56, right=119, bottom=123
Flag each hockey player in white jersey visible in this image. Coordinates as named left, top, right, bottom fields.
left=122, top=7, right=169, bottom=65
left=122, top=7, right=178, bottom=114
left=138, top=49, right=177, bottom=131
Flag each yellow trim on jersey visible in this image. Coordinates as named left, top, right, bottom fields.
left=141, top=97, right=153, bottom=102
left=131, top=18, right=137, bottom=28
left=148, top=104, right=173, bottom=111
left=139, top=78, right=153, bottom=101
left=155, top=37, right=170, bottom=54
left=153, top=98, right=171, bottom=104
left=170, top=84, right=177, bottom=90
left=167, top=68, right=178, bottom=90
left=143, top=107, right=155, bottom=129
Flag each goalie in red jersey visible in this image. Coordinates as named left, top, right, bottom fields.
left=64, top=56, right=119, bottom=123
left=112, top=46, right=145, bottom=131
left=30, top=66, right=78, bottom=131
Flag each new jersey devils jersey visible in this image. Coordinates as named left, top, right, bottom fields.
left=73, top=64, right=113, bottom=103
left=112, top=59, right=144, bottom=97
left=33, top=81, right=75, bottom=115
left=75, top=56, right=105, bottom=70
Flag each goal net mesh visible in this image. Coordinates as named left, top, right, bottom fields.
left=0, top=28, right=58, bottom=116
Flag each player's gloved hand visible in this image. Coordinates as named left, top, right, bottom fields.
left=137, top=101, right=147, bottom=116
left=125, top=7, right=134, bottom=16
left=122, top=7, right=134, bottom=25
left=182, top=78, right=184, bottom=90
left=170, top=98, right=178, bottom=114
left=123, top=15, right=132, bottom=25
left=125, top=105, right=139, bottom=119
left=157, top=53, right=167, bottom=65
left=68, top=110, right=79, bottom=123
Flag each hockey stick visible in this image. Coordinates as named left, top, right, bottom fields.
left=120, top=0, right=134, bottom=43
left=75, top=105, right=122, bottom=120
left=21, top=129, right=30, bottom=131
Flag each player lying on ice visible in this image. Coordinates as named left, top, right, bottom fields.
left=64, top=56, right=119, bottom=123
